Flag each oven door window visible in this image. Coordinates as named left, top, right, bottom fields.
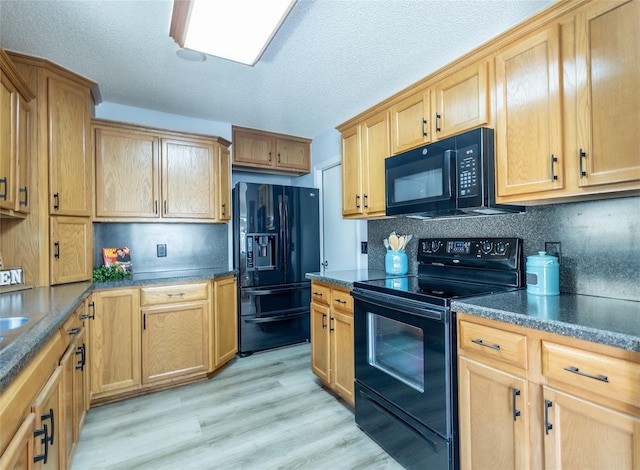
left=368, top=313, right=424, bottom=392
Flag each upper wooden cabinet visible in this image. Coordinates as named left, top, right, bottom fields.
left=340, top=110, right=389, bottom=218
left=574, top=0, right=640, bottom=189
left=433, top=60, right=491, bottom=140
left=231, top=125, right=311, bottom=175
left=0, top=48, right=34, bottom=217
left=48, top=75, right=92, bottom=216
left=495, top=24, right=564, bottom=199
left=93, top=119, right=231, bottom=223
left=390, top=89, right=431, bottom=154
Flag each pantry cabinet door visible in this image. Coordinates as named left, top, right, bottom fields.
left=575, top=0, right=640, bottom=187
left=49, top=216, right=92, bottom=285
left=48, top=75, right=91, bottom=216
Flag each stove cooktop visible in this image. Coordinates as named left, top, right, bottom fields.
left=353, top=275, right=517, bottom=308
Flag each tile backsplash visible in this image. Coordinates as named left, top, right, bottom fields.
left=368, top=196, right=640, bottom=302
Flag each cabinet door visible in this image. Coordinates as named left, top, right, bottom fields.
left=433, top=60, right=490, bottom=139
left=458, top=356, right=530, bottom=470
left=73, top=327, right=88, bottom=443
left=60, top=342, right=75, bottom=470
left=141, top=300, right=209, bottom=384
left=216, top=146, right=231, bottom=222
left=213, top=276, right=237, bottom=369
left=162, top=138, right=216, bottom=219
left=50, top=216, right=92, bottom=285
left=32, top=367, right=62, bottom=469
left=495, top=25, right=563, bottom=198
left=341, top=125, right=364, bottom=217
left=576, top=0, right=640, bottom=187
left=15, top=95, right=30, bottom=213
left=543, top=386, right=640, bottom=470
left=275, top=137, right=310, bottom=173
left=390, top=89, right=430, bottom=154
left=0, top=70, right=16, bottom=211
left=361, top=110, right=389, bottom=217
left=48, top=75, right=91, bottom=216
left=90, top=289, right=141, bottom=398
left=232, top=129, right=273, bottom=167
left=0, top=413, right=35, bottom=470
left=94, top=127, right=160, bottom=218
left=331, top=309, right=354, bottom=405
left=310, top=302, right=331, bottom=384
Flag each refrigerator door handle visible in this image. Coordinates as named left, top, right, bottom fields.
left=278, top=194, right=285, bottom=274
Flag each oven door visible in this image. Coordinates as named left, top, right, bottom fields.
left=353, top=289, right=454, bottom=439
left=385, top=140, right=457, bottom=216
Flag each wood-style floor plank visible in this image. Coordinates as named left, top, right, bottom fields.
left=72, top=343, right=403, bottom=469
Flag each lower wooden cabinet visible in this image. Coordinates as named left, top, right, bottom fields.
left=310, top=281, right=355, bottom=406
left=90, top=288, right=141, bottom=400
left=458, top=356, right=530, bottom=470
left=32, top=366, right=62, bottom=469
left=0, top=413, right=35, bottom=469
left=141, top=299, right=209, bottom=385
left=90, top=277, right=238, bottom=404
left=457, top=313, right=640, bottom=470
left=50, top=216, right=92, bottom=285
left=212, top=275, right=238, bottom=369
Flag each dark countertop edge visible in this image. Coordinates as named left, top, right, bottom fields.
left=0, top=284, right=93, bottom=392
left=305, top=269, right=390, bottom=289
left=92, top=268, right=237, bottom=289
left=451, top=298, right=640, bottom=353
left=0, top=269, right=237, bottom=393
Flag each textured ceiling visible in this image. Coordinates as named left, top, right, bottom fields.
left=0, top=0, right=554, bottom=139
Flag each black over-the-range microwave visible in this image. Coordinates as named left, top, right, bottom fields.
left=385, top=127, right=524, bottom=218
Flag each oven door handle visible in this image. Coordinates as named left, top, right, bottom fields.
left=352, top=290, right=444, bottom=321
left=359, top=388, right=440, bottom=453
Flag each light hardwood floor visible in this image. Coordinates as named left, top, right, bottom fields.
left=72, top=343, right=403, bottom=469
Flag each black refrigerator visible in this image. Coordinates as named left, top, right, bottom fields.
left=233, top=182, right=320, bottom=355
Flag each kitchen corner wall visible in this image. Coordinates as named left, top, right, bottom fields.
left=93, top=223, right=229, bottom=273
left=368, top=196, right=640, bottom=302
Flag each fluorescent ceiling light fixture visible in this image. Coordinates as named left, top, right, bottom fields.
left=170, top=0, right=297, bottom=66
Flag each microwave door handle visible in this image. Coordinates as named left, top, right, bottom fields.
left=444, top=150, right=457, bottom=198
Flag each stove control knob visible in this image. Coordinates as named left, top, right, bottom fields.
left=496, top=242, right=507, bottom=255
left=431, top=241, right=440, bottom=252
left=481, top=241, right=493, bottom=254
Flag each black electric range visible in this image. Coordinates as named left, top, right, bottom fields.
left=351, top=237, right=524, bottom=470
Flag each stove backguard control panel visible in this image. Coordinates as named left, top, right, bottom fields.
left=417, top=237, right=523, bottom=270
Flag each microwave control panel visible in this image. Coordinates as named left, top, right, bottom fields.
left=457, top=145, right=479, bottom=198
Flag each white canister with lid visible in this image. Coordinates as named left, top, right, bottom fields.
left=526, top=251, right=559, bottom=296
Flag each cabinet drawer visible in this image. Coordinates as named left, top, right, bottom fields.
left=331, top=287, right=353, bottom=313
left=542, top=341, right=640, bottom=407
left=311, top=283, right=331, bottom=306
left=458, top=320, right=527, bottom=370
left=60, top=307, right=83, bottom=349
left=140, top=283, right=208, bottom=306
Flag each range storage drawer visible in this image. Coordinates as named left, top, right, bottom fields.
left=458, top=320, right=528, bottom=370
left=140, top=282, right=208, bottom=306
left=541, top=341, right=640, bottom=407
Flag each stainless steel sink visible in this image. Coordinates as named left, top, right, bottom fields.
left=0, top=316, right=30, bottom=331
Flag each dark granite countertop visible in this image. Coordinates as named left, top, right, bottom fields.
left=92, top=267, right=236, bottom=289
left=0, top=281, right=93, bottom=392
left=452, top=289, right=640, bottom=352
left=0, top=267, right=236, bottom=393
left=306, top=269, right=390, bottom=289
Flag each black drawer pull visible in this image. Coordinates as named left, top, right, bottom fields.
left=312, top=291, right=323, bottom=297
left=167, top=292, right=185, bottom=297
left=334, top=298, right=347, bottom=304
left=563, top=366, right=608, bottom=383
left=33, top=424, right=49, bottom=463
left=471, top=338, right=500, bottom=351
